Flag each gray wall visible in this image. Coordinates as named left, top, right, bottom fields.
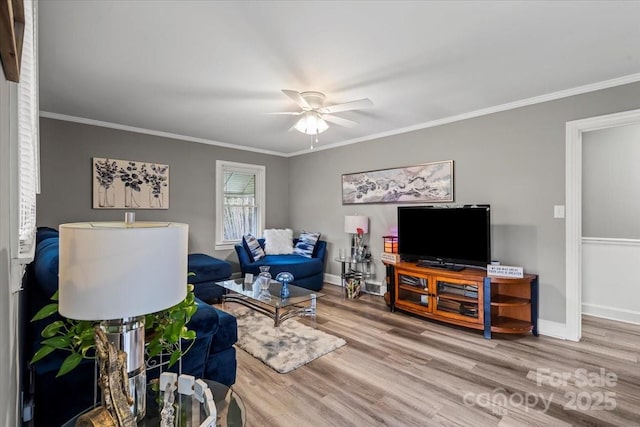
left=37, top=118, right=290, bottom=268
left=583, top=123, right=640, bottom=239
left=38, top=82, right=640, bottom=324
left=289, top=82, right=640, bottom=323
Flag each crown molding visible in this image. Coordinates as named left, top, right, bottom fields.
left=289, top=72, right=640, bottom=156
left=41, top=72, right=640, bottom=158
left=38, top=111, right=289, bottom=157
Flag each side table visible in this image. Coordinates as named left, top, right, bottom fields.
left=62, top=379, right=245, bottom=426
left=335, top=257, right=373, bottom=298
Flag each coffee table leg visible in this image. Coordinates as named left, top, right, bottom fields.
left=274, top=306, right=280, bottom=327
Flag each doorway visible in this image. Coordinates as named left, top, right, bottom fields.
left=565, top=108, right=640, bottom=341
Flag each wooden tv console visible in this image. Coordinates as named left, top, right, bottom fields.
left=384, top=262, right=538, bottom=339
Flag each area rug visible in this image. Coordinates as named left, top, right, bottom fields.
left=223, top=304, right=346, bottom=373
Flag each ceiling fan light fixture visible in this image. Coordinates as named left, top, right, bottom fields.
left=294, top=112, right=329, bottom=135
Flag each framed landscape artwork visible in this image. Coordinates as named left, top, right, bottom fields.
left=342, top=160, right=453, bottom=204
left=93, top=157, right=169, bottom=209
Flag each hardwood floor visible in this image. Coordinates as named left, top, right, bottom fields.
left=229, top=284, right=640, bottom=426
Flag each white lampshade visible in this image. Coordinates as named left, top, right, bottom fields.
left=294, top=111, right=329, bottom=135
left=58, top=221, right=188, bottom=321
left=344, top=215, right=369, bottom=234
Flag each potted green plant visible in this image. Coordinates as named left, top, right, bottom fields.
left=30, top=283, right=198, bottom=377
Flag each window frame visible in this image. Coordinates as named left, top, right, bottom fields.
left=215, top=160, right=265, bottom=251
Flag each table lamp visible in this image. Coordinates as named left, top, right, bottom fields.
left=344, top=215, right=369, bottom=261
left=58, top=220, right=188, bottom=422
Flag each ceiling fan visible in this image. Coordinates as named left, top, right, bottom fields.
left=271, top=90, right=373, bottom=148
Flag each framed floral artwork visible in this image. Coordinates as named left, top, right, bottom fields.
left=341, top=160, right=453, bottom=204
left=93, top=157, right=169, bottom=209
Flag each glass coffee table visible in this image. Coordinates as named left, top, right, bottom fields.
left=216, top=278, right=324, bottom=327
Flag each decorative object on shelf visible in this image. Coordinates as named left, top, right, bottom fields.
left=275, top=271, right=294, bottom=299
left=341, top=160, right=453, bottom=204
left=383, top=235, right=398, bottom=253
left=345, top=278, right=361, bottom=299
left=380, top=252, right=400, bottom=265
left=94, top=327, right=137, bottom=427
left=344, top=215, right=369, bottom=261
left=56, top=219, right=189, bottom=421
left=487, top=264, right=524, bottom=278
left=255, top=266, right=272, bottom=300
left=93, top=157, right=169, bottom=209
left=256, top=266, right=272, bottom=290
left=157, top=373, right=217, bottom=427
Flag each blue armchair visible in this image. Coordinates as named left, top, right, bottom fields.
left=234, top=238, right=327, bottom=291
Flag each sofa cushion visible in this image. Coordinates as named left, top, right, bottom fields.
left=242, top=234, right=265, bottom=262
left=252, top=255, right=324, bottom=279
left=33, top=238, right=60, bottom=298
left=293, top=231, right=321, bottom=258
left=210, top=309, right=238, bottom=353
left=36, top=227, right=59, bottom=245
left=188, top=253, right=232, bottom=283
left=263, top=228, right=294, bottom=254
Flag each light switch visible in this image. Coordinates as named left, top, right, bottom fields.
left=554, top=205, right=565, bottom=219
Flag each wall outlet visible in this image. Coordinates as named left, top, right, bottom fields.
left=554, top=205, right=565, bottom=219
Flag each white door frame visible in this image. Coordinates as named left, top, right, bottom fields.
left=565, top=108, right=640, bottom=341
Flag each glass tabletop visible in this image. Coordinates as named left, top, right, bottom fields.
left=335, top=257, right=373, bottom=264
left=216, top=278, right=324, bottom=308
left=62, top=379, right=245, bottom=427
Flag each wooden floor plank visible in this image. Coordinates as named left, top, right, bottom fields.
left=227, top=284, right=640, bottom=426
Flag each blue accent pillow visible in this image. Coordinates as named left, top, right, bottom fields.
left=293, top=232, right=321, bottom=258
left=243, top=234, right=265, bottom=262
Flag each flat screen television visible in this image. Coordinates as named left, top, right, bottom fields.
left=397, top=205, right=490, bottom=270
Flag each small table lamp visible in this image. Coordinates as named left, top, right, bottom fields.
left=344, top=215, right=369, bottom=260
left=58, top=220, right=188, bottom=422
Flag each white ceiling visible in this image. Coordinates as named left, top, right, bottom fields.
left=38, top=1, right=640, bottom=156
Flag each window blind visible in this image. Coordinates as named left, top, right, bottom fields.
left=16, top=0, right=39, bottom=262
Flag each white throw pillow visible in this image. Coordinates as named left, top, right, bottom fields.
left=264, top=228, right=294, bottom=255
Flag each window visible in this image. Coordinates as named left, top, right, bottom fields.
left=17, top=0, right=39, bottom=262
left=215, top=160, right=265, bottom=250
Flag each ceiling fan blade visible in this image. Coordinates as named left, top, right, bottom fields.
left=318, top=98, right=373, bottom=114
left=282, top=89, right=310, bottom=110
left=265, top=111, right=302, bottom=115
left=323, top=114, right=358, bottom=128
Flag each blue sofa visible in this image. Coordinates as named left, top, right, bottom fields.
left=23, top=227, right=238, bottom=427
left=235, top=238, right=327, bottom=291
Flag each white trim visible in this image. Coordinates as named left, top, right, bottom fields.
left=582, top=237, right=640, bottom=246
left=42, top=72, right=640, bottom=158
left=288, top=72, right=640, bottom=156
left=214, top=160, right=265, bottom=251
left=39, top=111, right=288, bottom=157
left=537, top=319, right=568, bottom=340
left=565, top=107, right=640, bottom=342
left=582, top=303, right=640, bottom=326
left=324, top=273, right=341, bottom=287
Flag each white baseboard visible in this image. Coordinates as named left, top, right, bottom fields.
left=537, top=319, right=569, bottom=340
left=324, top=273, right=341, bottom=286
left=582, top=303, right=640, bottom=325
